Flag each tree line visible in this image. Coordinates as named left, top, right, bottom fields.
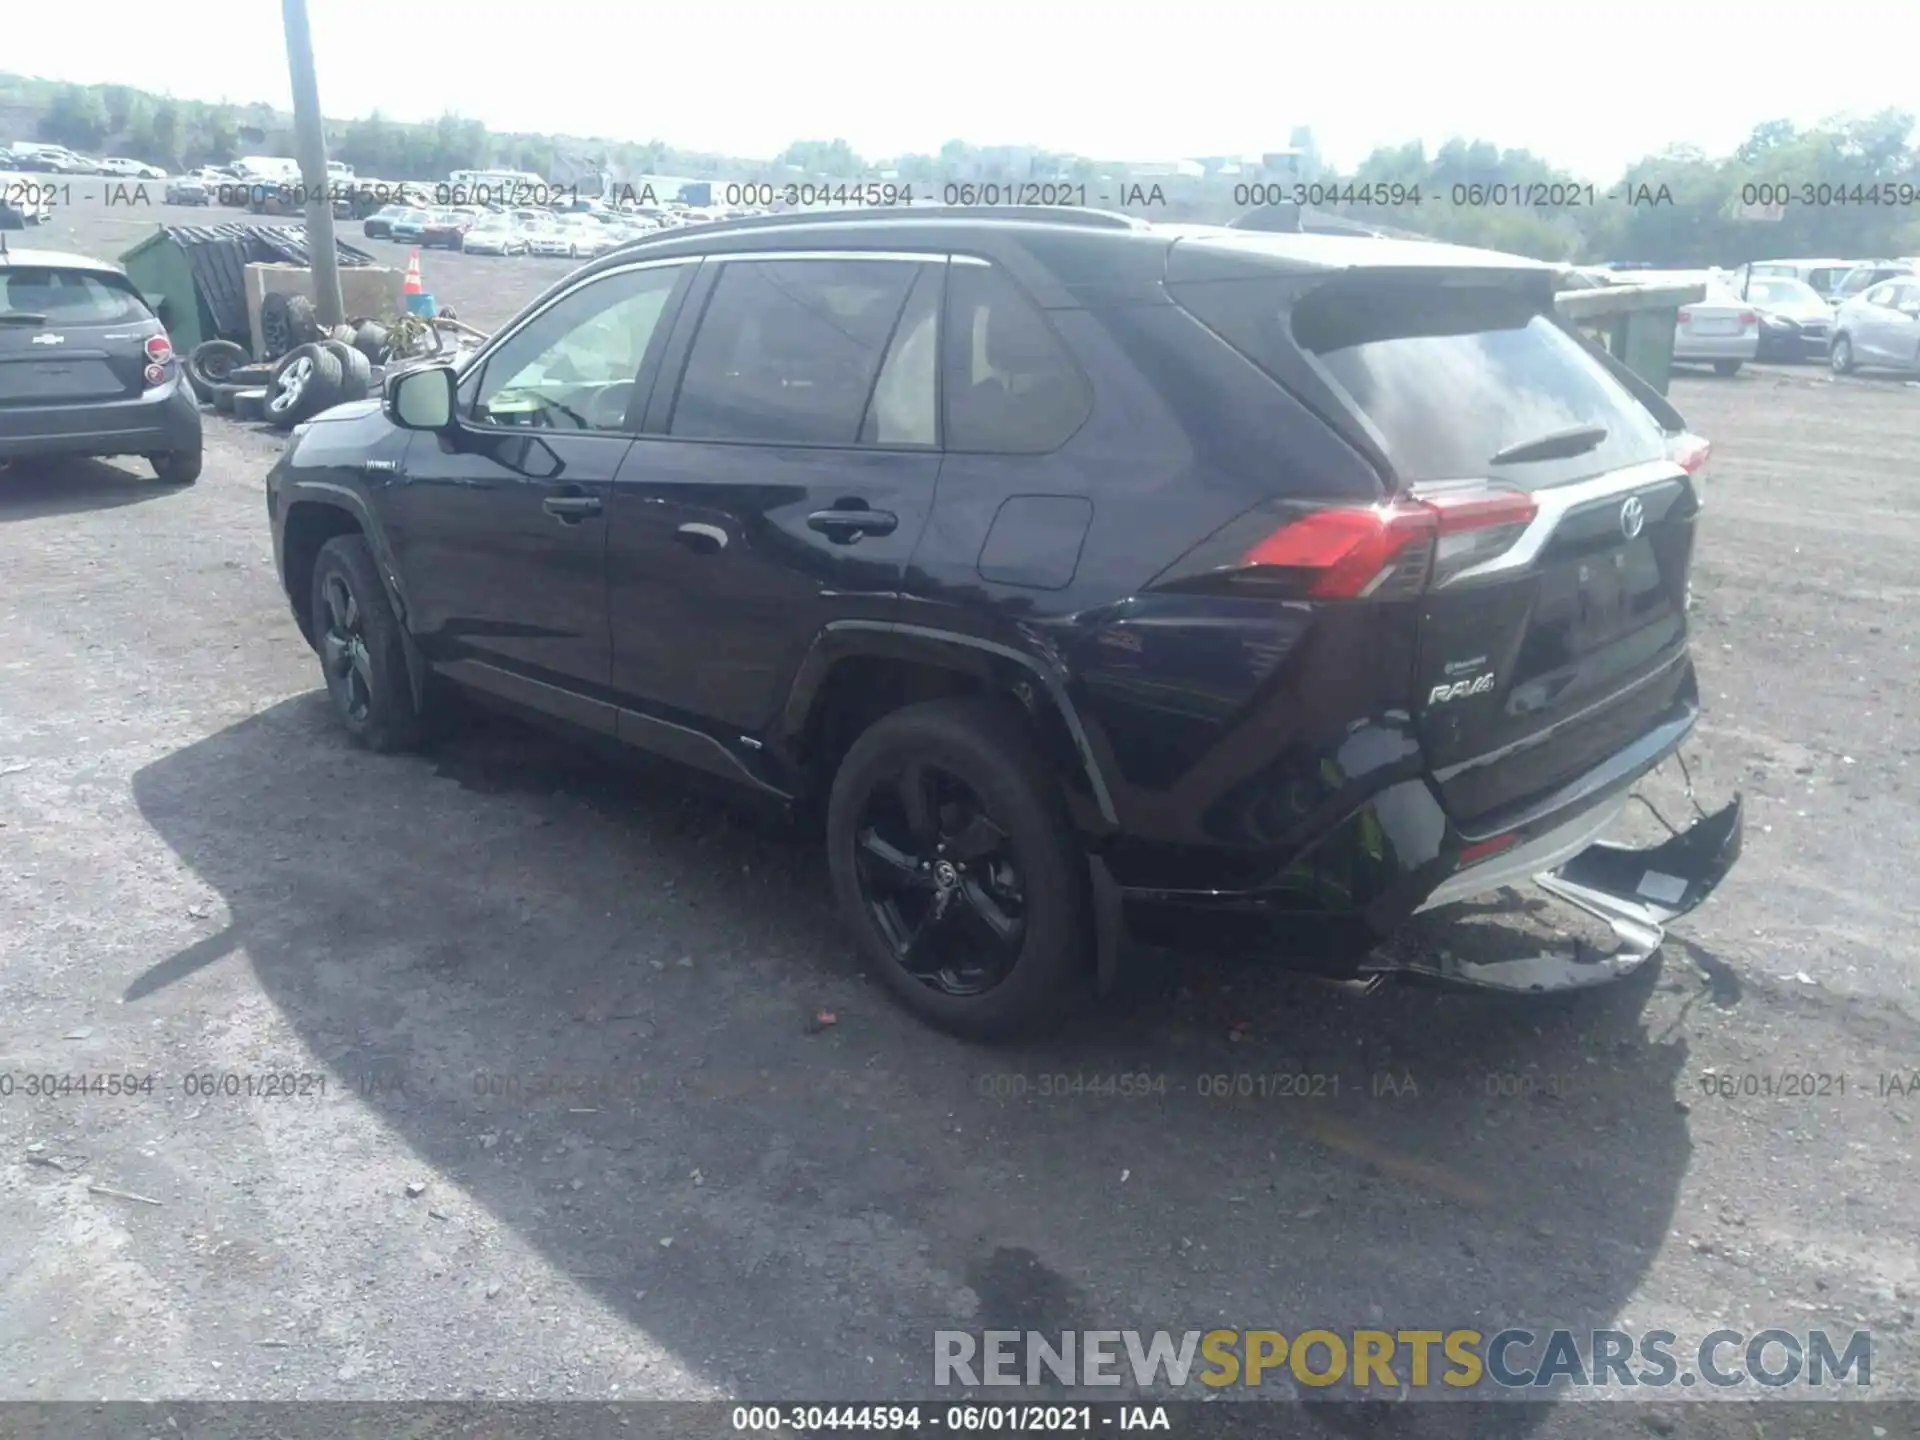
left=7, top=70, right=1916, bottom=265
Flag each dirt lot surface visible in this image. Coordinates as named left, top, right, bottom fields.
left=2, top=204, right=1918, bottom=1436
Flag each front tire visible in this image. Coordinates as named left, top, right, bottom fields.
left=1830, top=333, right=1855, bottom=375
left=309, top=534, right=440, bottom=752
left=826, top=698, right=1090, bottom=1040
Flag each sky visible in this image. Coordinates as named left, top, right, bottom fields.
left=7, top=1, right=1919, bottom=182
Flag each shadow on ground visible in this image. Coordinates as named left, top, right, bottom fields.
left=130, top=696, right=1708, bottom=1436
left=0, top=456, right=176, bottom=520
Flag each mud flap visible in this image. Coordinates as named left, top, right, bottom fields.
left=1402, top=794, right=1742, bottom=993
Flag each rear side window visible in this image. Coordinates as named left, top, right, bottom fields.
left=0, top=267, right=150, bottom=324
left=1290, top=281, right=1667, bottom=488
left=941, top=263, right=1091, bottom=453
left=671, top=258, right=917, bottom=444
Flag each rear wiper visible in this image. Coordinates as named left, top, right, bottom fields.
left=1489, top=423, right=1609, bottom=466
left=0, top=314, right=50, bottom=325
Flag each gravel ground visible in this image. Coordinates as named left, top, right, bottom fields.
left=1, top=202, right=1917, bottom=1437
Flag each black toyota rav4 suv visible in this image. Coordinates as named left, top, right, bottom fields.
left=265, top=207, right=1741, bottom=1037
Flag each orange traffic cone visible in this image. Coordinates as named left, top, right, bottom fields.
left=403, top=248, right=437, bottom=317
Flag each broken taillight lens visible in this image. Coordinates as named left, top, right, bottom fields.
left=1158, top=487, right=1538, bottom=601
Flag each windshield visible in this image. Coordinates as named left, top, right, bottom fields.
left=0, top=266, right=151, bottom=324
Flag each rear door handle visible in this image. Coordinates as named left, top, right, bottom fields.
left=807, top=508, right=897, bottom=540
left=543, top=493, right=602, bottom=522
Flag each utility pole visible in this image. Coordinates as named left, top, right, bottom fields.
left=282, top=0, right=344, bottom=327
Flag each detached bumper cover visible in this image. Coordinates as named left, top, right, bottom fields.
left=1380, top=794, right=1744, bottom=992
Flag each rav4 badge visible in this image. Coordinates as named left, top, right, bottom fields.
left=1428, top=673, right=1497, bottom=705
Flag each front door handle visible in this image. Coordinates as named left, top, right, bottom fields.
left=807, top=508, right=897, bottom=541
left=543, top=493, right=602, bottom=522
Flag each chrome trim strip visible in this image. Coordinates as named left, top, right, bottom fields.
left=1435, top=458, right=1691, bottom=588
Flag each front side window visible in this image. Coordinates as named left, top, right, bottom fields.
left=470, top=264, right=685, bottom=431
left=670, top=258, right=920, bottom=444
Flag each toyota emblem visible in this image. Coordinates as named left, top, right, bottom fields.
left=1619, top=496, right=1645, bottom=540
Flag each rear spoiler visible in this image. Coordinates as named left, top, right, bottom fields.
left=1553, top=313, right=1689, bottom=435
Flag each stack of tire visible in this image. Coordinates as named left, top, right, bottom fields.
left=185, top=297, right=392, bottom=430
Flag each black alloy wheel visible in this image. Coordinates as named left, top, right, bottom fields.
left=855, top=760, right=1027, bottom=998
left=319, top=568, right=375, bottom=726
left=826, top=698, right=1089, bottom=1039
left=307, top=534, right=445, bottom=751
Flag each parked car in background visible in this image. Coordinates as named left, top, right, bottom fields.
left=1745, top=257, right=1855, bottom=305
left=164, top=177, right=211, bottom=206
left=387, top=208, right=435, bottom=244
left=362, top=204, right=408, bottom=239
left=99, top=157, right=167, bottom=180
left=526, top=214, right=612, bottom=258
left=459, top=215, right=529, bottom=256
left=1829, top=277, right=1920, bottom=375
left=10, top=144, right=91, bottom=174
left=1737, top=274, right=1833, bottom=359
left=1671, top=276, right=1760, bottom=374
left=1, top=193, right=53, bottom=228
left=0, top=246, right=201, bottom=483
left=421, top=207, right=484, bottom=249
left=1828, top=260, right=1915, bottom=309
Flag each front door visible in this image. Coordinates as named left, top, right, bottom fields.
left=605, top=254, right=946, bottom=740
left=379, top=259, right=694, bottom=725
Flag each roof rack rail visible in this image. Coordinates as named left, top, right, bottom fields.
left=618, top=204, right=1146, bottom=248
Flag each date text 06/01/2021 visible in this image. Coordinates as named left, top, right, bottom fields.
left=728, top=1404, right=1171, bottom=1432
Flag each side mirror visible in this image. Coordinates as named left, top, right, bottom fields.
left=385, top=363, right=458, bottom=431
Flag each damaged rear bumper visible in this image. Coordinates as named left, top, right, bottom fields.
left=1380, top=792, right=1744, bottom=993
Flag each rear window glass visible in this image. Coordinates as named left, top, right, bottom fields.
left=1290, top=282, right=1666, bottom=487
left=0, top=267, right=150, bottom=324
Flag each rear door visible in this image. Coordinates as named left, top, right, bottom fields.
left=605, top=252, right=943, bottom=736
left=1288, top=279, right=1697, bottom=829
left=0, top=265, right=158, bottom=407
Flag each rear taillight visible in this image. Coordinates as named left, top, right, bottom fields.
left=1676, top=309, right=1692, bottom=325
left=1669, top=433, right=1710, bottom=474
left=1172, top=486, right=1539, bottom=601
left=144, top=334, right=173, bottom=365
left=1668, top=431, right=1710, bottom=505
left=1739, top=311, right=1758, bottom=328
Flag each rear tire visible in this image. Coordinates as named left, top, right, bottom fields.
left=1830, top=333, right=1855, bottom=375
left=826, top=698, right=1090, bottom=1040
left=1711, top=360, right=1742, bottom=376
left=309, top=534, right=440, bottom=752
left=151, top=448, right=201, bottom=485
